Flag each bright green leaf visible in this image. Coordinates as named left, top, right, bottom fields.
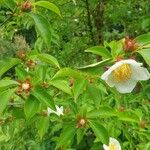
left=0, top=89, right=15, bottom=113
left=73, top=78, right=87, bottom=100
left=52, top=68, right=83, bottom=80
left=138, top=49, right=150, bottom=66
left=57, top=122, right=77, bottom=148
left=49, top=79, right=71, bottom=95
left=87, top=106, right=116, bottom=118
left=0, top=80, right=18, bottom=91
left=38, top=53, right=60, bottom=68
left=29, top=13, right=51, bottom=47
left=36, top=116, right=49, bottom=139
left=135, top=33, right=150, bottom=46
left=87, top=84, right=102, bottom=108
left=34, top=1, right=61, bottom=17
left=0, top=58, right=21, bottom=77
left=24, top=95, right=40, bottom=120
left=32, top=86, right=55, bottom=110
left=117, top=111, right=140, bottom=123
left=85, top=46, right=111, bottom=59
left=89, top=120, right=109, bottom=145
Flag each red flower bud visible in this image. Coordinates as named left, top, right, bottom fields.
left=21, top=1, right=32, bottom=12
left=123, top=37, right=139, bottom=52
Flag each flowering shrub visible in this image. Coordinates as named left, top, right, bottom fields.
left=0, top=0, right=150, bottom=150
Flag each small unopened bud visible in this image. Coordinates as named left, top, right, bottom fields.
left=76, top=118, right=86, bottom=128
left=69, top=78, right=74, bottom=87
left=42, top=82, right=49, bottom=89
left=119, top=106, right=125, bottom=112
left=140, top=120, right=147, bottom=128
left=21, top=1, right=32, bottom=12
left=26, top=60, right=36, bottom=69
left=123, top=37, right=139, bottom=52
left=88, top=78, right=94, bottom=84
left=79, top=118, right=86, bottom=126
left=16, top=50, right=26, bottom=59
left=115, top=56, right=124, bottom=62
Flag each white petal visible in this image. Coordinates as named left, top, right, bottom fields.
left=110, top=137, right=121, bottom=150
left=47, top=107, right=54, bottom=115
left=101, top=61, right=124, bottom=81
left=103, top=144, right=109, bottom=150
left=55, top=106, right=64, bottom=116
left=123, top=59, right=142, bottom=67
left=115, top=79, right=137, bottom=93
left=131, top=66, right=150, bottom=81
left=105, top=74, right=115, bottom=87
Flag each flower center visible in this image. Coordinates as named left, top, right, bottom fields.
left=109, top=143, right=117, bottom=150
left=113, top=64, right=132, bottom=82
left=22, top=83, right=30, bottom=90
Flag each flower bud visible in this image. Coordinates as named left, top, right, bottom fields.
left=21, top=1, right=32, bottom=12
left=76, top=117, right=87, bottom=128
left=123, top=37, right=139, bottom=52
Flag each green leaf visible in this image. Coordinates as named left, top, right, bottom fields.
left=135, top=33, right=150, bottom=46
left=0, top=89, right=15, bottom=113
left=73, top=78, right=87, bottom=100
left=109, top=40, right=123, bottom=57
left=87, top=84, right=102, bottom=108
left=38, top=53, right=60, bottom=68
left=0, top=58, right=21, bottom=77
left=32, top=86, right=55, bottom=110
left=4, top=0, right=16, bottom=10
left=29, top=13, right=51, bottom=47
left=89, top=120, right=109, bottom=144
left=138, top=49, right=150, bottom=66
left=77, top=59, right=111, bottom=70
left=34, top=1, right=61, bottom=17
left=49, top=79, right=71, bottom=95
left=85, top=46, right=111, bottom=59
left=57, top=122, right=77, bottom=148
left=0, top=80, right=18, bottom=91
left=76, top=59, right=112, bottom=75
left=117, top=111, right=140, bottom=123
left=52, top=68, right=83, bottom=80
left=77, top=128, right=85, bottom=145
left=15, top=67, right=28, bottom=80
left=36, top=116, right=49, bottom=139
left=87, top=106, right=116, bottom=118
left=24, top=95, right=40, bottom=120
left=144, top=142, right=150, bottom=150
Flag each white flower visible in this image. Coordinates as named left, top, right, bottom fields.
left=47, top=106, right=64, bottom=116
left=101, top=59, right=150, bottom=93
left=103, top=137, right=121, bottom=150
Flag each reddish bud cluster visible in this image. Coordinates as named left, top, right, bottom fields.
left=119, top=106, right=125, bottom=112
left=21, top=1, right=32, bottom=12
left=42, top=82, right=49, bottom=89
left=123, top=37, right=139, bottom=52
left=16, top=78, right=32, bottom=95
left=16, top=50, right=26, bottom=60
left=26, top=60, right=36, bottom=69
left=88, top=78, right=95, bottom=84
left=115, top=56, right=124, bottom=62
left=140, top=120, right=147, bottom=128
left=41, top=111, right=48, bottom=117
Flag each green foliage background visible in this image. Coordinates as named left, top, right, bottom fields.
left=0, top=0, right=150, bottom=150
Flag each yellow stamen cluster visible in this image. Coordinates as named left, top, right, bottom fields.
left=113, top=64, right=132, bottom=82
left=109, top=143, right=117, bottom=150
